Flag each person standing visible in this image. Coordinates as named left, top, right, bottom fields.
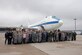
left=53, top=30, right=56, bottom=42
left=71, top=32, right=74, bottom=41
left=22, top=30, right=27, bottom=44
left=25, top=30, right=30, bottom=43
left=74, top=32, right=77, bottom=41
left=42, top=31, right=47, bottom=42
left=28, top=30, right=32, bottom=43
left=31, top=30, right=37, bottom=43
left=12, top=29, right=18, bottom=44
left=17, top=30, right=23, bottom=44
left=61, top=32, right=65, bottom=41
left=5, top=31, right=8, bottom=44
left=36, top=31, right=39, bottom=43
left=68, top=32, right=71, bottom=41
left=46, top=31, right=48, bottom=42
left=58, top=29, right=62, bottom=41
left=72, top=32, right=77, bottom=41
left=48, top=31, right=53, bottom=42
left=65, top=32, right=68, bottom=41
left=7, top=29, right=13, bottom=45
left=38, top=31, right=42, bottom=43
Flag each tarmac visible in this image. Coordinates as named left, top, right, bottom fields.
left=0, top=33, right=82, bottom=55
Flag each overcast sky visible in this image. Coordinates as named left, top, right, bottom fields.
left=0, top=0, right=82, bottom=30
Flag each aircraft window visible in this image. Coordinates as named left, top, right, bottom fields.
left=52, top=16, right=56, bottom=18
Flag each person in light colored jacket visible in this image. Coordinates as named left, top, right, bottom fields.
left=22, top=31, right=27, bottom=44
left=13, top=30, right=18, bottom=44
left=17, top=30, right=23, bottom=44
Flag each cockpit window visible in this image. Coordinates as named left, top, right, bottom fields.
left=52, top=16, right=56, bottom=18
left=52, top=16, right=60, bottom=20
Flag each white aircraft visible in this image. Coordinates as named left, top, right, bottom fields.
left=28, top=16, right=63, bottom=31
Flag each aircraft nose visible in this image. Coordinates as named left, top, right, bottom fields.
left=59, top=20, right=63, bottom=25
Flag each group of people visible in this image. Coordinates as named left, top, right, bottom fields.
left=5, top=29, right=77, bottom=45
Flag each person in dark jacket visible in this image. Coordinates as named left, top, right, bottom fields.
left=28, top=30, right=32, bottom=43
left=31, top=30, right=37, bottom=43
left=5, top=31, right=8, bottom=44
left=64, top=32, right=68, bottom=41
left=72, top=32, right=77, bottom=41
left=73, top=32, right=77, bottom=41
left=42, top=31, right=47, bottom=42
left=58, top=29, right=62, bottom=41
left=7, top=29, right=13, bottom=45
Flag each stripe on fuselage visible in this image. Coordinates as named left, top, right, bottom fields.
left=31, top=21, right=59, bottom=27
